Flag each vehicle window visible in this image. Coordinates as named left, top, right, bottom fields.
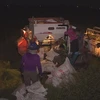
left=48, top=27, right=54, bottom=30
left=56, top=27, right=65, bottom=29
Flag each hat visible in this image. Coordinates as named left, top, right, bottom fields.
left=28, top=42, right=39, bottom=50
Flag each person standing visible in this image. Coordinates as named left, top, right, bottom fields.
left=20, top=42, right=42, bottom=86
left=64, top=25, right=79, bottom=65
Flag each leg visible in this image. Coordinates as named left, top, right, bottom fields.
left=70, top=39, right=79, bottom=65
left=23, top=71, right=31, bottom=86
left=70, top=52, right=79, bottom=65
left=30, top=71, right=38, bottom=84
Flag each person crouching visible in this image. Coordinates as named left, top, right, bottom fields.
left=20, top=42, right=42, bottom=86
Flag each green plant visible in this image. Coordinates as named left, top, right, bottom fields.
left=0, top=60, right=22, bottom=89
left=46, top=84, right=64, bottom=100
left=0, top=68, right=22, bottom=89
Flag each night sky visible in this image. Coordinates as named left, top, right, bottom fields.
left=1, top=0, right=100, bottom=7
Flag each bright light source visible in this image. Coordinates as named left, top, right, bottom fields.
left=84, top=32, right=87, bottom=35
left=36, top=40, right=39, bottom=45
left=23, top=30, right=26, bottom=34
left=48, top=35, right=52, bottom=37
left=48, top=35, right=54, bottom=39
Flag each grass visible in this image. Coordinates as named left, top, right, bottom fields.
left=46, top=56, right=100, bottom=100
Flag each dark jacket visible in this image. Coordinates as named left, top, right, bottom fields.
left=53, top=48, right=67, bottom=67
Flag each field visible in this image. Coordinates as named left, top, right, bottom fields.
left=0, top=5, right=100, bottom=100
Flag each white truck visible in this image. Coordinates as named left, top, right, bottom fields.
left=28, top=17, right=67, bottom=42
left=18, top=17, right=76, bottom=55
left=28, top=17, right=77, bottom=54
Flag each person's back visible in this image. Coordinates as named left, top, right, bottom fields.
left=20, top=42, right=42, bottom=86
left=53, top=51, right=67, bottom=67
left=22, top=52, right=42, bottom=72
left=64, top=26, right=78, bottom=42
left=76, top=29, right=84, bottom=51
left=53, top=44, right=67, bottom=67
left=17, top=37, right=28, bottom=56
left=80, top=41, right=89, bottom=55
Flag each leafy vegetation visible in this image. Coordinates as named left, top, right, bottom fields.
left=0, top=61, right=22, bottom=90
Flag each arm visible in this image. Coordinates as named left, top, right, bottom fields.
left=53, top=47, right=61, bottom=54
left=36, top=55, right=42, bottom=75
left=53, top=56, right=59, bottom=67
left=64, top=31, right=68, bottom=40
left=20, top=56, right=25, bottom=73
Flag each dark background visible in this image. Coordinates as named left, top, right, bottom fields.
left=0, top=4, right=100, bottom=41
left=1, top=5, right=100, bottom=26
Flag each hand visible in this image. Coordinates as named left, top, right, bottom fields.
left=39, top=74, right=43, bottom=81
left=39, top=73, right=43, bottom=77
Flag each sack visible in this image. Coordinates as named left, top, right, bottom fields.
left=25, top=93, right=47, bottom=100
left=46, top=57, right=76, bottom=87
left=46, top=48, right=59, bottom=61
left=41, top=60, right=56, bottom=72
left=26, top=81, right=47, bottom=96
left=45, top=74, right=53, bottom=84
left=13, top=81, right=47, bottom=100
left=12, top=83, right=26, bottom=96
left=37, top=48, right=45, bottom=60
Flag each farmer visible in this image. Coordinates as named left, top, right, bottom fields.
left=80, top=41, right=90, bottom=59
left=53, top=43, right=67, bottom=67
left=20, top=42, right=42, bottom=86
left=17, top=36, right=28, bottom=56
left=64, top=25, right=79, bottom=65
left=76, top=28, right=85, bottom=51
left=78, top=41, right=90, bottom=68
